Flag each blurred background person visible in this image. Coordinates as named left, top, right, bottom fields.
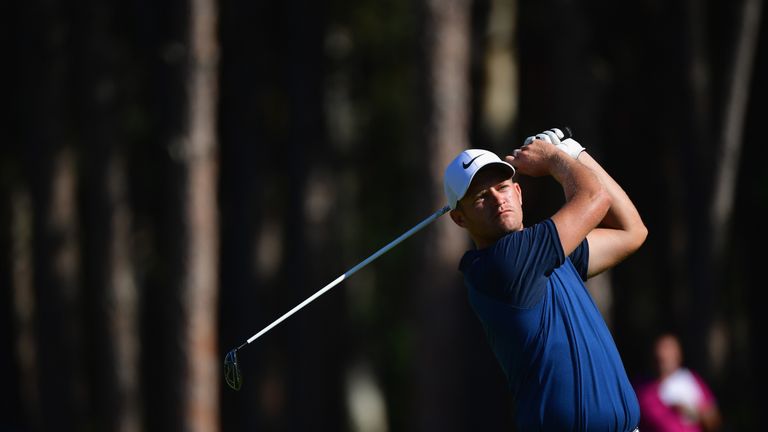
left=635, top=333, right=722, bottom=432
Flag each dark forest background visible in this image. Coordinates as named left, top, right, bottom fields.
left=1, top=0, right=766, bottom=430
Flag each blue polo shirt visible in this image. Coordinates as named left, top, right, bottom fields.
left=460, top=219, right=640, bottom=431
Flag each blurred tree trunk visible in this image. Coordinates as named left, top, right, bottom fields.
left=17, top=1, right=89, bottom=430
left=709, top=0, right=762, bottom=311
left=2, top=185, right=38, bottom=431
left=74, top=1, right=142, bottom=430
left=414, top=0, right=473, bottom=430
left=464, top=0, right=520, bottom=428
left=152, top=0, right=221, bottom=429
left=711, top=0, right=762, bottom=254
left=471, top=0, right=519, bottom=149
left=175, top=0, right=221, bottom=428
left=29, top=137, right=87, bottom=432
left=4, top=4, right=36, bottom=430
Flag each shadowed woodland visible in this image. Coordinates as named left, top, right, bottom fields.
left=1, top=0, right=766, bottom=430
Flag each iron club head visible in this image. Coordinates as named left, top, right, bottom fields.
left=224, top=349, right=242, bottom=391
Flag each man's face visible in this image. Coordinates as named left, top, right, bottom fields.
left=450, top=166, right=523, bottom=248
left=654, top=335, right=683, bottom=377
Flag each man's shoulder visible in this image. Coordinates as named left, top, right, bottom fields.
left=459, top=219, right=562, bottom=276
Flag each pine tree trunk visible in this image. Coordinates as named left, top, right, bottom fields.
left=157, top=0, right=221, bottom=429
left=75, top=1, right=142, bottom=430
left=4, top=186, right=40, bottom=431
left=19, top=1, right=89, bottom=429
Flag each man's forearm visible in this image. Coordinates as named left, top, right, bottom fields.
left=547, top=151, right=611, bottom=255
left=550, top=151, right=606, bottom=204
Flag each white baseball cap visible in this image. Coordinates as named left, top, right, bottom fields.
left=444, top=149, right=515, bottom=210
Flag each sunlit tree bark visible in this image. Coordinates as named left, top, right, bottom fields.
left=154, top=0, right=221, bottom=429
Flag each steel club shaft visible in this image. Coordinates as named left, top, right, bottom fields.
left=239, top=205, right=450, bottom=347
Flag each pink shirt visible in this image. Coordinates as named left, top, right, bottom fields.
left=635, top=369, right=717, bottom=432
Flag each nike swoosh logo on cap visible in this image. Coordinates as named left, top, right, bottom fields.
left=462, top=155, right=483, bottom=169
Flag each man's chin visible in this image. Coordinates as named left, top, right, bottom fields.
left=494, top=224, right=521, bottom=238
left=501, top=225, right=522, bottom=235
left=497, top=215, right=521, bottom=232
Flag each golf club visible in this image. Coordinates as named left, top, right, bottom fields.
left=223, top=127, right=577, bottom=391
left=224, top=204, right=451, bottom=390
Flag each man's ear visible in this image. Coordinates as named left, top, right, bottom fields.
left=515, top=182, right=522, bottom=205
left=449, top=208, right=466, bottom=228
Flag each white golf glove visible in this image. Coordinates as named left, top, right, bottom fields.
left=523, top=127, right=585, bottom=159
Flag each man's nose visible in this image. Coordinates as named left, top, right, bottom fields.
left=489, top=188, right=505, bottom=205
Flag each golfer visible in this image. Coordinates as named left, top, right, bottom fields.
left=444, top=129, right=646, bottom=431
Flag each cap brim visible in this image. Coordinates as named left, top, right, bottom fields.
left=456, top=162, right=515, bottom=205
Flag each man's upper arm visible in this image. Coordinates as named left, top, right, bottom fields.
left=577, top=152, right=648, bottom=278
left=550, top=188, right=610, bottom=257
left=585, top=228, right=638, bottom=278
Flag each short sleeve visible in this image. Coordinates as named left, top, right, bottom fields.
left=569, top=238, right=590, bottom=281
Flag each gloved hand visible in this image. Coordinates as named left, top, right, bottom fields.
left=523, top=127, right=585, bottom=159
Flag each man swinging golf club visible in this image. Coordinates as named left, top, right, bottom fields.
left=445, top=128, right=647, bottom=431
